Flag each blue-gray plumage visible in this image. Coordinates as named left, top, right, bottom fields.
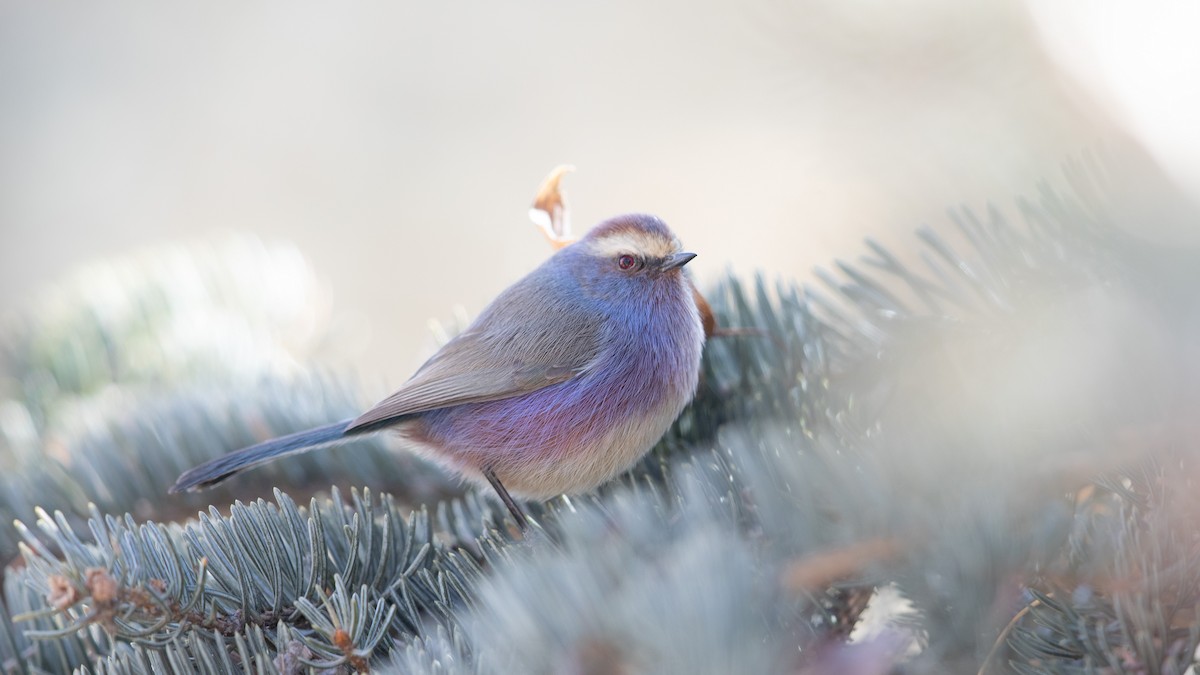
left=171, top=214, right=704, bottom=526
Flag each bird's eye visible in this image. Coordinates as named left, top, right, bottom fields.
left=618, top=254, right=637, bottom=270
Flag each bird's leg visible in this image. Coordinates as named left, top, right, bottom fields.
left=483, top=467, right=530, bottom=531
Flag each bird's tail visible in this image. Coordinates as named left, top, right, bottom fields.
left=170, top=418, right=356, bottom=493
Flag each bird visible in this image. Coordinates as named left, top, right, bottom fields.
left=171, top=213, right=705, bottom=528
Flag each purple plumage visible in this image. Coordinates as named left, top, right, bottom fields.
left=173, top=213, right=704, bottom=523
left=411, top=256, right=700, bottom=495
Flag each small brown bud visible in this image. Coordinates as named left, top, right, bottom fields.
left=85, top=567, right=119, bottom=603
left=332, top=628, right=354, bottom=651
left=46, top=575, right=79, bottom=611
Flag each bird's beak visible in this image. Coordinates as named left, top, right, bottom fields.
left=661, top=251, right=697, bottom=271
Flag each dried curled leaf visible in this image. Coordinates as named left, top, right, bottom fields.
left=529, top=164, right=576, bottom=248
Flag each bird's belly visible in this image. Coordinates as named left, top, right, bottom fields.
left=496, top=400, right=682, bottom=498
left=398, top=369, right=693, bottom=499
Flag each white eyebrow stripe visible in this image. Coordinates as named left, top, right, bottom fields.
left=587, top=232, right=677, bottom=258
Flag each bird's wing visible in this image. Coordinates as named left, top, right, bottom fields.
left=345, top=272, right=604, bottom=433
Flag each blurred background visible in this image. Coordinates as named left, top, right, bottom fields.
left=1, top=0, right=1195, bottom=384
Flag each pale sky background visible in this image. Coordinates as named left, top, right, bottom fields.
left=1, top=1, right=1192, bottom=384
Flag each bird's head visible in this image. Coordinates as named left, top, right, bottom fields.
left=565, top=214, right=696, bottom=297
